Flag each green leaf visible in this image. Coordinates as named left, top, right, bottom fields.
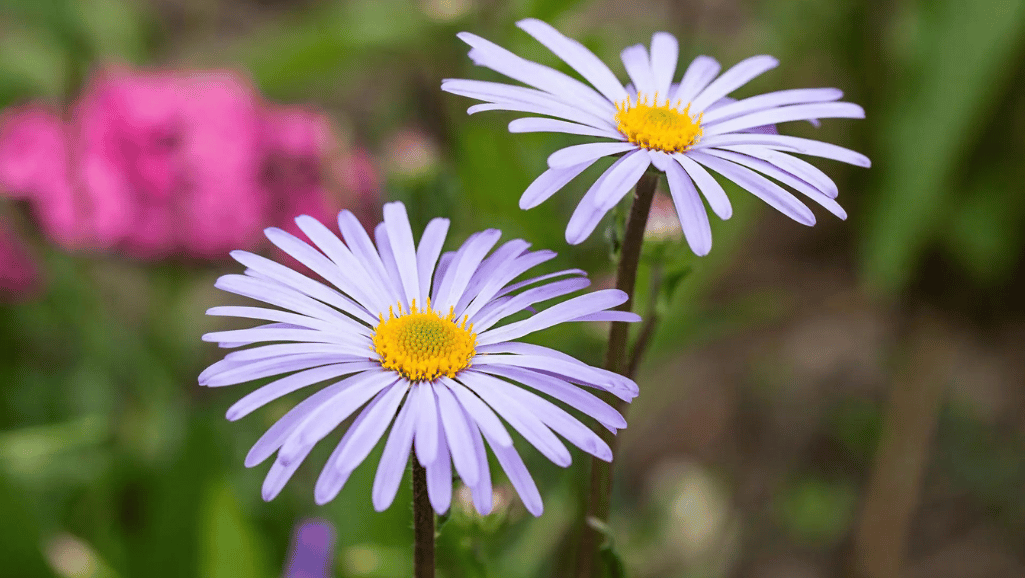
left=774, top=477, right=857, bottom=547
left=830, top=399, right=883, bottom=461
left=945, top=171, right=1025, bottom=284
left=231, top=0, right=429, bottom=96
left=72, top=0, right=147, bottom=61
left=496, top=487, right=575, bottom=578
left=0, top=26, right=69, bottom=97
left=658, top=263, right=693, bottom=312
left=586, top=516, right=627, bottom=578
left=122, top=417, right=222, bottom=578
left=451, top=122, right=539, bottom=239
left=0, top=414, right=109, bottom=483
left=860, top=0, right=1025, bottom=293
left=0, top=476, right=55, bottom=577
left=199, top=479, right=274, bottom=578
left=601, top=546, right=628, bottom=578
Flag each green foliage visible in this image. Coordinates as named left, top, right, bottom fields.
left=935, top=405, right=1025, bottom=528
left=0, top=476, right=55, bottom=577
left=773, top=476, right=857, bottom=547
left=586, top=517, right=627, bottom=578
left=0, top=27, right=68, bottom=98
left=72, top=0, right=147, bottom=62
left=199, top=479, right=274, bottom=578
left=520, top=0, right=590, bottom=22
left=829, top=399, right=883, bottom=462
left=0, top=414, right=109, bottom=482
left=860, top=0, right=1025, bottom=294
left=946, top=168, right=1025, bottom=285
left=235, top=0, right=432, bottom=97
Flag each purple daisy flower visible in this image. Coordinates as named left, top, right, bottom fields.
left=200, top=201, right=639, bottom=516
left=442, top=19, right=871, bottom=255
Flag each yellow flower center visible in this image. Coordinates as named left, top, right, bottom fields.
left=615, top=92, right=703, bottom=153
left=372, top=298, right=476, bottom=382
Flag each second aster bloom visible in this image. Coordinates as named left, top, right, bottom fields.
left=200, top=202, right=639, bottom=516
left=442, top=19, right=870, bottom=254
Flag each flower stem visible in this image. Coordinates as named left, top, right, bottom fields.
left=412, top=457, right=435, bottom=578
left=575, top=172, right=659, bottom=578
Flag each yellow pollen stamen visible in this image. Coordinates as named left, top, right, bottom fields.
left=372, top=299, right=476, bottom=382
left=615, top=91, right=703, bottom=153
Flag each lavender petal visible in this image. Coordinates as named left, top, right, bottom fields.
left=690, top=55, right=779, bottom=113
left=548, top=142, right=637, bottom=170
left=515, top=18, right=629, bottom=104
left=371, top=384, right=417, bottom=511
left=434, top=383, right=481, bottom=486
left=478, top=289, right=628, bottom=345
left=415, top=218, right=450, bottom=304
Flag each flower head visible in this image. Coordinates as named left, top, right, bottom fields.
left=200, top=202, right=639, bottom=516
left=442, top=19, right=870, bottom=255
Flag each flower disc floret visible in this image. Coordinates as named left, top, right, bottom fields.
left=615, top=92, right=703, bottom=153
left=372, top=299, right=476, bottom=381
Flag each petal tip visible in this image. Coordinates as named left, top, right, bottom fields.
left=564, top=229, right=585, bottom=245
left=525, top=500, right=544, bottom=517
left=372, top=495, right=391, bottom=512
left=693, top=243, right=712, bottom=257
left=313, top=486, right=336, bottom=506
left=261, top=481, right=281, bottom=502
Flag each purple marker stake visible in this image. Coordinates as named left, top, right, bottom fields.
left=284, top=519, right=336, bottom=578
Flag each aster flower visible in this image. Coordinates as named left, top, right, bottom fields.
left=199, top=201, right=639, bottom=516
left=442, top=19, right=870, bottom=255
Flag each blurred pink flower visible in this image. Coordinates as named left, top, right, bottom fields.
left=0, top=106, right=65, bottom=197
left=331, top=145, right=381, bottom=231
left=0, top=67, right=380, bottom=260
left=72, top=69, right=268, bottom=258
left=0, top=220, right=40, bottom=300
left=0, top=106, right=82, bottom=248
left=259, top=106, right=335, bottom=239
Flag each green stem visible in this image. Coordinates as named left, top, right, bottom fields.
left=574, top=172, right=659, bottom=578
left=412, top=457, right=435, bottom=578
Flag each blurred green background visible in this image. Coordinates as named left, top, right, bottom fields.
left=2, top=0, right=1024, bottom=576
